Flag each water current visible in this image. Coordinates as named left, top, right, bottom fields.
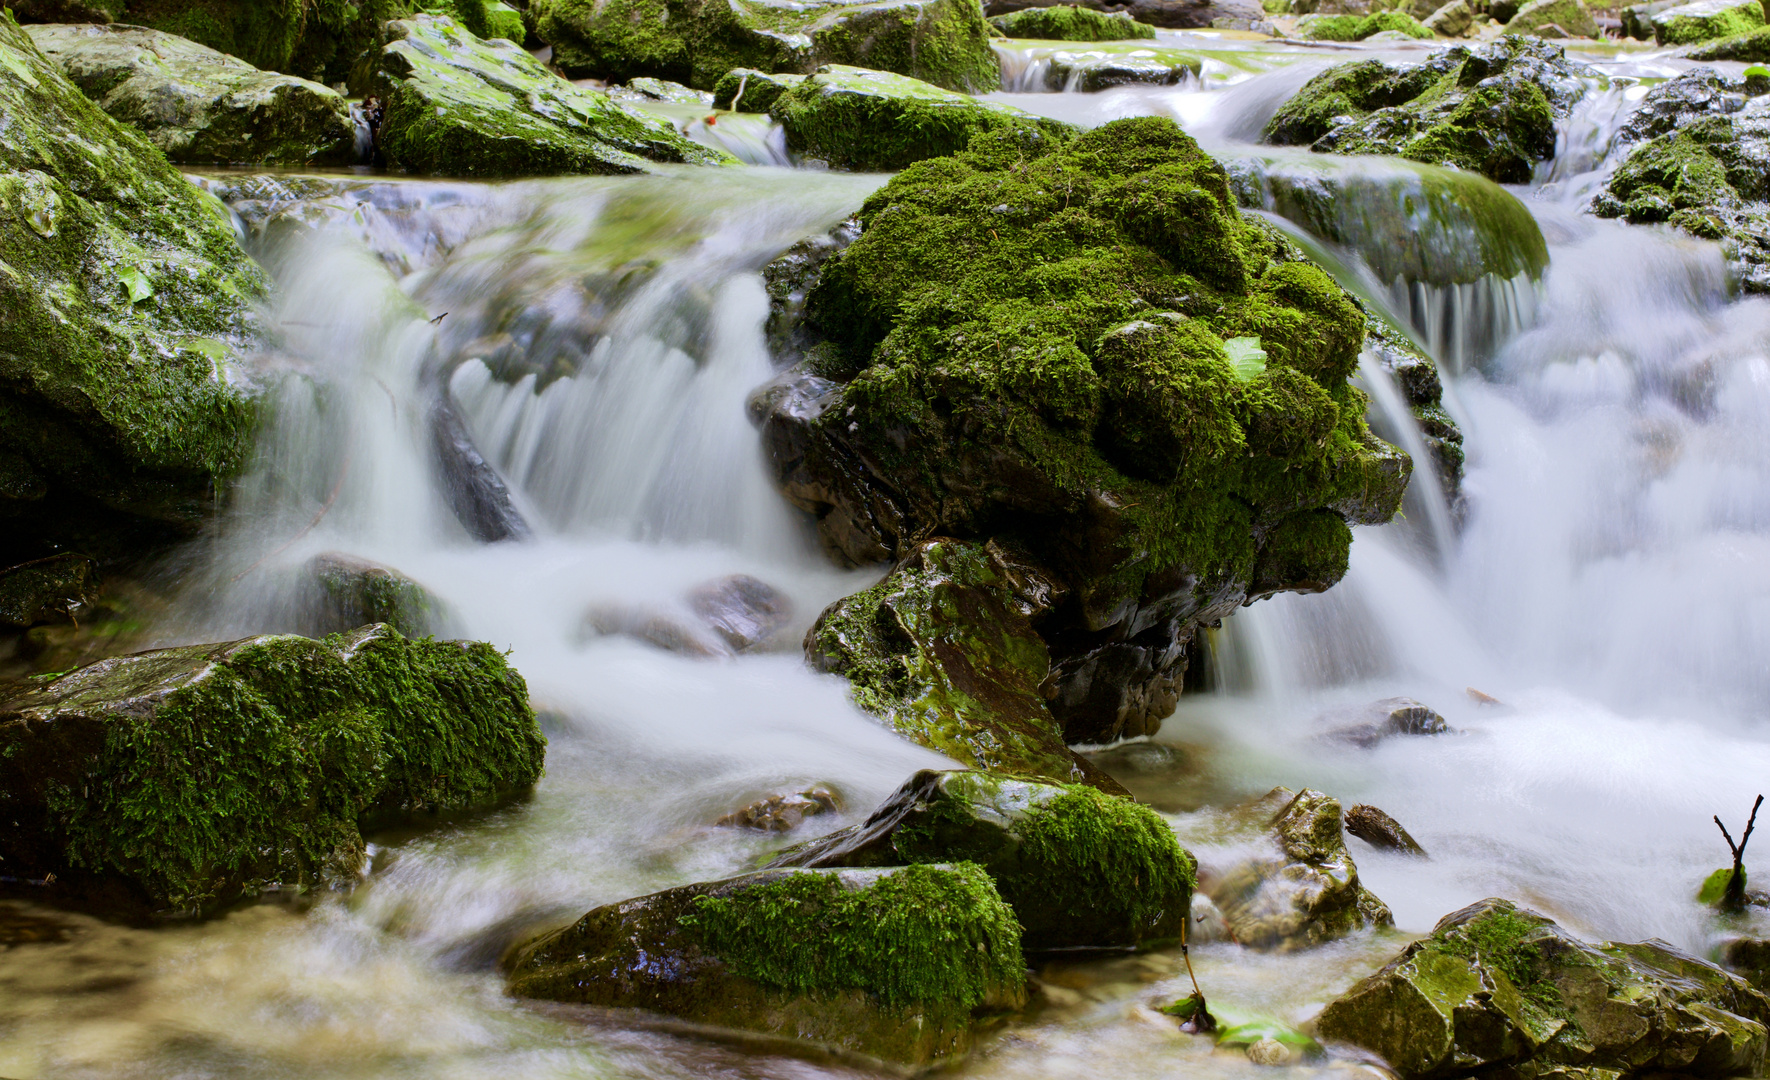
left=5, top=30, right=1770, bottom=1080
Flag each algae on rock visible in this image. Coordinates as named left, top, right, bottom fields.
left=0, top=623, right=544, bottom=916
left=372, top=15, right=732, bottom=176
left=1651, top=0, right=1763, bottom=44
left=1689, top=23, right=1770, bottom=58
left=504, top=863, right=1026, bottom=1067
left=1504, top=0, right=1598, bottom=37
left=987, top=3, right=1156, bottom=38
left=771, top=768, right=1195, bottom=950
left=1296, top=10, right=1433, bottom=38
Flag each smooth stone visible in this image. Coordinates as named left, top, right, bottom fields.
left=1343, top=803, right=1428, bottom=856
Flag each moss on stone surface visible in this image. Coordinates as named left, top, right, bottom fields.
left=1690, top=23, right=1770, bottom=59
left=0, top=624, right=544, bottom=915
left=531, top=0, right=1001, bottom=92
left=1299, top=10, right=1433, bottom=39
left=1264, top=36, right=1597, bottom=183
left=1652, top=0, right=1763, bottom=44
left=1506, top=0, right=1597, bottom=36
left=711, top=66, right=806, bottom=110
left=986, top=4, right=1156, bottom=40
left=768, top=64, right=1077, bottom=170
left=374, top=15, right=732, bottom=177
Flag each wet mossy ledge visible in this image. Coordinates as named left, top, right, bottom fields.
left=757, top=116, right=1410, bottom=747
left=504, top=863, right=1027, bottom=1067
left=986, top=4, right=1156, bottom=39
left=0, top=624, right=545, bottom=918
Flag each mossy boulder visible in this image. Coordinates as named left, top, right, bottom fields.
left=1505, top=0, right=1597, bottom=36
left=711, top=66, right=806, bottom=110
left=304, top=552, right=449, bottom=638
left=1263, top=36, right=1597, bottom=184
left=503, top=863, right=1026, bottom=1067
left=1297, top=9, right=1433, bottom=37
left=0, top=623, right=544, bottom=917
left=1689, top=23, right=1770, bottom=58
left=372, top=14, right=731, bottom=176
left=1043, top=41, right=1202, bottom=91
left=1652, top=0, right=1763, bottom=43
left=768, top=64, right=1076, bottom=170
left=987, top=3, right=1156, bottom=37
left=1197, top=787, right=1392, bottom=950
left=26, top=23, right=351, bottom=165
left=1318, top=898, right=1770, bottom=1079
left=530, top=0, right=1002, bottom=93
left=0, top=12, right=267, bottom=568
left=1613, top=66, right=1759, bottom=147
left=756, top=117, right=1409, bottom=745
left=800, top=539, right=1131, bottom=790
left=770, top=768, right=1195, bottom=950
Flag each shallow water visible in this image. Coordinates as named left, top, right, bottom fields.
left=7, top=33, right=1770, bottom=1080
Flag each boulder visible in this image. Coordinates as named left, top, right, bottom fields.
left=503, top=863, right=1027, bottom=1067
left=1343, top=803, right=1426, bottom=856
left=530, top=0, right=1002, bottom=93
left=0, top=623, right=545, bottom=917
left=985, top=0, right=1266, bottom=29
left=1264, top=36, right=1598, bottom=184
left=1689, top=22, right=1770, bottom=57
left=0, top=15, right=267, bottom=569
left=755, top=118, right=1410, bottom=747
left=1652, top=0, right=1763, bottom=43
left=1506, top=0, right=1597, bottom=36
left=304, top=552, right=447, bottom=637
left=1422, top=0, right=1473, bottom=33
left=25, top=23, right=350, bottom=165
left=711, top=67, right=806, bottom=111
left=717, top=785, right=842, bottom=830
left=687, top=574, right=792, bottom=652
left=0, top=554, right=99, bottom=628
left=1043, top=42, right=1203, bottom=91
left=1318, top=898, right=1770, bottom=1079
left=767, top=64, right=1076, bottom=171
left=1198, top=787, right=1393, bottom=950
left=988, top=3, right=1157, bottom=37
left=1320, top=695, right=1452, bottom=746
left=372, top=15, right=731, bottom=177
left=768, top=768, right=1196, bottom=950
left=801, top=539, right=1131, bottom=792
left=1614, top=66, right=1759, bottom=147
left=1297, top=9, right=1433, bottom=37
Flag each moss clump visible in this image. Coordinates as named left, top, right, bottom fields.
left=1506, top=0, right=1598, bottom=36
left=769, top=64, right=1077, bottom=171
left=711, top=66, right=805, bottom=111
left=1689, top=23, right=1770, bottom=58
left=682, top=863, right=1024, bottom=1008
left=1299, top=10, right=1433, bottom=39
left=1433, top=905, right=1564, bottom=1013
left=986, top=5, right=1156, bottom=41
left=1654, top=0, right=1763, bottom=45
left=4, top=624, right=543, bottom=915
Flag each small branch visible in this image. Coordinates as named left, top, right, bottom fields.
left=1715, top=795, right=1763, bottom=912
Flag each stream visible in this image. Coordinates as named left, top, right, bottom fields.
left=5, top=29, right=1770, bottom=1080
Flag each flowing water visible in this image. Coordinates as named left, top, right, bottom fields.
left=6, top=32, right=1770, bottom=1080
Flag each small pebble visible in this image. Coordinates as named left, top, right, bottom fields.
left=1247, top=1037, right=1293, bottom=1066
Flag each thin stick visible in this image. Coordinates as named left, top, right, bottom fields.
left=1715, top=795, right=1763, bottom=911
left=1177, top=906, right=1214, bottom=1032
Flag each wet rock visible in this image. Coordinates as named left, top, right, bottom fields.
left=1652, top=0, right=1763, bottom=43
left=0, top=16, right=266, bottom=570
left=768, top=768, right=1195, bottom=950
left=1423, top=0, right=1474, bottom=34
left=1321, top=695, right=1453, bottom=747
left=805, top=540, right=1131, bottom=793
left=531, top=0, right=1001, bottom=93
left=710, top=67, right=806, bottom=112
left=1367, top=324, right=1465, bottom=501
left=987, top=0, right=1265, bottom=29
left=1044, top=43, right=1204, bottom=91
left=1688, top=23, right=1770, bottom=58
left=768, top=64, right=1077, bottom=171
left=1298, top=10, right=1434, bottom=38
left=1199, top=787, right=1394, bottom=950
left=686, top=574, right=792, bottom=652
left=1344, top=803, right=1427, bottom=856
left=606, top=75, right=711, bottom=105
left=1244, top=1036, right=1296, bottom=1065
left=503, top=863, right=1027, bottom=1066
left=717, top=785, right=842, bottom=830
left=25, top=24, right=351, bottom=166
left=305, top=553, right=447, bottom=637
left=429, top=388, right=531, bottom=542
left=0, top=624, right=545, bottom=917
left=1620, top=0, right=1680, bottom=36
left=1264, top=36, right=1598, bottom=184
left=0, top=555, right=100, bottom=629
left=758, top=118, right=1410, bottom=749
left=1506, top=0, right=1597, bottom=36
left=580, top=603, right=725, bottom=656
left=1723, top=937, right=1770, bottom=991
left=758, top=216, right=857, bottom=359
left=1318, top=898, right=1770, bottom=1079
left=1616, top=68, right=1756, bottom=146
left=988, top=4, right=1157, bottom=38
left=372, top=15, right=731, bottom=177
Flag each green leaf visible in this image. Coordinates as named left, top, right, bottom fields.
left=1698, top=866, right=1740, bottom=905
left=1223, top=336, right=1267, bottom=381
left=119, top=265, right=154, bottom=304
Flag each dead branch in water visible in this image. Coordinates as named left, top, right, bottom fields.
left=1715, top=794, right=1763, bottom=911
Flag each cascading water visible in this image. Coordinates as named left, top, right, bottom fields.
left=7, top=34, right=1770, bottom=1080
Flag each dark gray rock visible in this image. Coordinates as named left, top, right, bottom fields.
left=1344, top=803, right=1427, bottom=856
left=1321, top=696, right=1453, bottom=747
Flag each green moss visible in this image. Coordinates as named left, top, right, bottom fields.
left=1699, top=866, right=1742, bottom=904
left=1689, top=23, right=1770, bottom=58
left=1358, top=9, right=1434, bottom=36
left=1298, top=13, right=1365, bottom=39
left=123, top=0, right=307, bottom=72
left=681, top=862, right=1024, bottom=1009
left=986, top=5, right=1156, bottom=41
left=1656, top=0, right=1763, bottom=44
left=1433, top=906, right=1565, bottom=1014
left=711, top=67, right=805, bottom=111
left=1593, top=115, right=1739, bottom=227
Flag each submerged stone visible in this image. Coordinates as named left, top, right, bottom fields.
left=1318, top=898, right=1770, bottom=1079
left=988, top=3, right=1157, bottom=38
left=1043, top=42, right=1203, bottom=91
left=1652, top=0, right=1763, bottom=43
left=1263, top=36, right=1597, bottom=183
left=1319, top=694, right=1453, bottom=746
left=771, top=768, right=1195, bottom=950
left=372, top=15, right=731, bottom=177
left=717, top=785, right=842, bottom=830
left=768, top=64, right=1076, bottom=170
left=26, top=23, right=351, bottom=166
left=0, top=624, right=545, bottom=917
left=503, top=863, right=1027, bottom=1066
left=0, top=14, right=267, bottom=568
left=531, top=0, right=1002, bottom=93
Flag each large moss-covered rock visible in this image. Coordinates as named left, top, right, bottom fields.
left=26, top=23, right=351, bottom=165
left=757, top=117, right=1409, bottom=746
left=1652, top=0, right=1763, bottom=43
left=504, top=863, right=1026, bottom=1066
left=801, top=539, right=1130, bottom=791
left=1297, top=9, right=1433, bottom=38
left=532, top=0, right=1001, bottom=92
left=711, top=66, right=806, bottom=110
left=1198, top=787, right=1393, bottom=950
left=1505, top=0, right=1597, bottom=36
left=1318, top=898, right=1770, bottom=1079
left=768, top=64, right=1075, bottom=170
left=770, top=768, right=1195, bottom=950
left=0, top=13, right=267, bottom=568
left=987, top=3, right=1155, bottom=37
left=1263, top=36, right=1598, bottom=184
left=303, top=552, right=448, bottom=638
left=373, top=15, right=731, bottom=176
left=1689, top=23, right=1770, bottom=58
left=0, top=623, right=544, bottom=916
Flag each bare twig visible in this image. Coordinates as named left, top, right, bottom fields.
left=1715, top=795, right=1763, bottom=911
